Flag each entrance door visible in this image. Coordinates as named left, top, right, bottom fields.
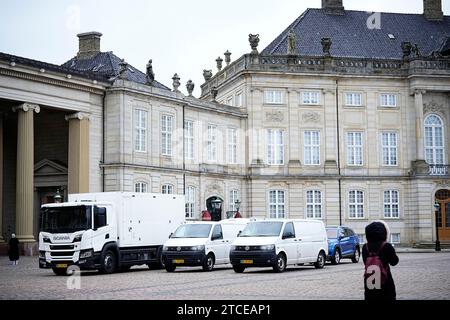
left=436, top=190, right=450, bottom=241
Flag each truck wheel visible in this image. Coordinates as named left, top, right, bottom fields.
left=330, top=248, right=341, bottom=265
left=52, top=267, right=68, bottom=276
left=273, top=253, right=287, bottom=273
left=351, top=248, right=360, bottom=263
left=314, top=251, right=326, bottom=269
left=165, top=264, right=176, bottom=272
left=100, top=250, right=117, bottom=274
left=202, top=253, right=215, bottom=272
left=233, top=265, right=245, bottom=273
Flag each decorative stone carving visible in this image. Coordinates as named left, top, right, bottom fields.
left=172, top=73, right=180, bottom=92
left=412, top=44, right=422, bottom=57
left=302, top=111, right=321, bottom=123
left=265, top=111, right=284, bottom=122
left=224, top=50, right=231, bottom=66
left=186, top=80, right=195, bottom=96
left=423, top=100, right=445, bottom=115
left=118, top=59, right=128, bottom=79
left=145, top=59, right=155, bottom=84
left=211, top=86, right=218, bottom=101
left=287, top=30, right=297, bottom=55
left=321, top=38, right=332, bottom=57
left=401, top=42, right=412, bottom=60
left=203, top=70, right=212, bottom=81
left=216, top=56, right=223, bottom=72
left=206, top=182, right=223, bottom=195
left=435, top=180, right=450, bottom=189
left=248, top=34, right=260, bottom=54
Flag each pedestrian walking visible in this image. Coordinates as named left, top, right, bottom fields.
left=8, top=233, right=20, bottom=265
left=363, top=221, right=399, bottom=300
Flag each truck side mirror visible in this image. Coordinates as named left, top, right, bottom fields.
left=169, top=232, right=173, bottom=239
left=237, top=230, right=242, bottom=237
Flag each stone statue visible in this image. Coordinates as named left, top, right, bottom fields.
left=118, top=59, right=128, bottom=79
left=203, top=70, right=213, bottom=81
left=401, top=42, right=412, bottom=60
left=224, top=50, right=231, bottom=66
left=321, top=37, right=332, bottom=57
left=412, top=44, right=422, bottom=58
left=287, top=30, right=297, bottom=55
left=172, top=73, right=180, bottom=92
left=216, top=56, right=223, bottom=72
left=146, top=59, right=155, bottom=84
left=186, top=80, right=195, bottom=96
left=249, top=34, right=260, bottom=54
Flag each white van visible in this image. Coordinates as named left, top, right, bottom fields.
left=161, top=219, right=249, bottom=272
left=229, top=219, right=328, bottom=273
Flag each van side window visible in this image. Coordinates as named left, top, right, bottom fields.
left=94, top=206, right=107, bottom=229
left=282, top=222, right=295, bottom=239
left=211, top=225, right=223, bottom=240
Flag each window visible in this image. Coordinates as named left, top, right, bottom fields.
left=185, top=186, right=195, bottom=218
left=347, top=132, right=363, bottom=166
left=306, top=190, right=322, bottom=219
left=381, top=132, right=398, bottom=166
left=302, top=91, right=320, bottom=105
left=304, top=131, right=320, bottom=165
left=390, top=233, right=401, bottom=244
left=135, top=182, right=148, bottom=193
left=236, top=92, right=243, bottom=107
left=267, top=129, right=284, bottom=165
left=424, top=114, right=445, bottom=165
left=229, top=189, right=239, bottom=212
left=345, top=93, right=362, bottom=106
left=380, top=94, right=397, bottom=107
left=269, top=190, right=286, bottom=218
left=226, top=96, right=234, bottom=106
left=384, top=190, right=399, bottom=218
left=162, top=184, right=174, bottom=194
left=134, top=109, right=147, bottom=152
left=211, top=225, right=223, bottom=240
left=94, top=206, right=107, bottom=229
left=282, top=222, right=295, bottom=239
left=227, top=128, right=237, bottom=164
left=207, top=125, right=217, bottom=161
left=161, top=115, right=173, bottom=156
left=349, top=190, right=364, bottom=219
left=184, top=120, right=194, bottom=160
left=265, top=90, right=283, bottom=104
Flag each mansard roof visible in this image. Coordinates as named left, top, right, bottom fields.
left=262, top=8, right=450, bottom=59
left=62, top=51, right=170, bottom=90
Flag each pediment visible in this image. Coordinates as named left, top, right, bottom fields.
left=34, top=159, right=68, bottom=176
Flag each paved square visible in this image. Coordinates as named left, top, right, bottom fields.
left=1, top=252, right=449, bottom=300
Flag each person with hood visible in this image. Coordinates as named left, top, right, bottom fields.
left=8, top=233, right=20, bottom=265
left=362, top=221, right=399, bottom=300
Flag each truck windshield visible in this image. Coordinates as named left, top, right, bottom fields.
left=172, top=224, right=212, bottom=238
left=239, top=222, right=283, bottom=237
left=40, top=206, right=91, bottom=233
left=326, top=229, right=338, bottom=239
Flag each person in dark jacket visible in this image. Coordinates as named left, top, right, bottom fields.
left=8, top=233, right=20, bottom=265
left=362, top=221, right=399, bottom=300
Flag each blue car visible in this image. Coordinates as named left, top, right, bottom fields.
left=326, top=226, right=360, bottom=265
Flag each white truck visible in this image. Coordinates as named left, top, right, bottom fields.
left=38, top=192, right=185, bottom=275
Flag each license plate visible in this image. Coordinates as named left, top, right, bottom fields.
left=56, top=264, right=68, bottom=268
left=173, top=259, right=184, bottom=264
left=241, top=260, right=253, bottom=264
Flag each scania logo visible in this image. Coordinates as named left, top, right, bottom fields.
left=53, top=235, right=70, bottom=241
left=245, top=246, right=250, bottom=251
left=177, top=247, right=181, bottom=252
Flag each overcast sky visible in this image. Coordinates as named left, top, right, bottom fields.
left=1, top=0, right=449, bottom=96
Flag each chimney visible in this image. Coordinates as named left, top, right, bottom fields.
left=423, top=0, right=443, bottom=21
left=322, top=0, right=345, bottom=15
left=77, top=31, right=102, bottom=59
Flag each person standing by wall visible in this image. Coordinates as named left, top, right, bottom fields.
left=8, top=233, right=19, bottom=265
left=363, top=221, right=399, bottom=300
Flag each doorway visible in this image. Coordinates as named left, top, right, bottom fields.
left=206, top=196, right=223, bottom=222
left=436, top=189, right=450, bottom=241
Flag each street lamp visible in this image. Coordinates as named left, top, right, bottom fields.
left=211, top=198, right=222, bottom=221
left=434, top=200, right=441, bottom=252
left=54, top=189, right=62, bottom=203
left=211, top=199, right=222, bottom=210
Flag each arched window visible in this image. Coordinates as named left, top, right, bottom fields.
left=424, top=114, right=445, bottom=164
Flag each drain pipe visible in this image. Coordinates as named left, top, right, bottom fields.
left=182, top=104, right=186, bottom=195
left=102, top=91, right=106, bottom=192
left=335, top=79, right=342, bottom=226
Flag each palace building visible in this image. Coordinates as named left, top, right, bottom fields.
left=0, top=0, right=449, bottom=254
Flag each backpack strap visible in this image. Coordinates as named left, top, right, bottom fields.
left=375, top=241, right=387, bottom=256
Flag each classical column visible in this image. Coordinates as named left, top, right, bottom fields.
left=414, top=90, right=426, bottom=161
left=0, top=113, right=3, bottom=242
left=66, top=112, right=90, bottom=194
left=13, top=103, right=40, bottom=242
left=323, top=88, right=338, bottom=173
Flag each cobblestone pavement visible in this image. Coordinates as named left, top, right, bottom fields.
left=1, top=252, right=449, bottom=300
